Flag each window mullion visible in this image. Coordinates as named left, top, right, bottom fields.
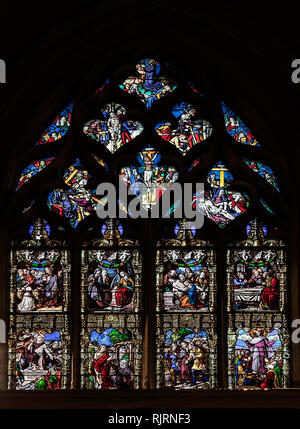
left=216, top=239, right=228, bottom=388
left=71, top=242, right=81, bottom=390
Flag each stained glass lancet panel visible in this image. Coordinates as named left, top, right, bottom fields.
left=243, top=159, right=280, bottom=192
left=8, top=218, right=71, bottom=390
left=228, top=314, right=289, bottom=389
left=8, top=314, right=70, bottom=390
left=227, top=219, right=289, bottom=389
left=156, top=221, right=217, bottom=389
left=80, top=220, right=142, bottom=390
left=156, top=313, right=217, bottom=389
left=16, top=158, right=54, bottom=190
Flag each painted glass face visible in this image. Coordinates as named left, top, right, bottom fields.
left=120, top=58, right=177, bottom=109
left=83, top=102, right=143, bottom=153
left=155, top=102, right=213, bottom=155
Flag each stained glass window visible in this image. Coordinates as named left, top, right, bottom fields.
left=36, top=102, right=73, bottom=145
left=156, top=247, right=216, bottom=312
left=155, top=102, right=213, bottom=155
left=16, top=158, right=54, bottom=190
left=81, top=314, right=142, bottom=390
left=47, top=159, right=98, bottom=228
left=92, top=154, right=109, bottom=171
left=5, top=54, right=291, bottom=397
left=193, top=162, right=249, bottom=228
left=157, top=314, right=217, bottom=389
left=80, top=220, right=142, bottom=389
left=120, top=146, right=179, bottom=210
left=243, top=159, right=280, bottom=191
left=227, top=219, right=289, bottom=389
left=228, top=314, right=289, bottom=389
left=156, top=221, right=217, bottom=389
left=221, top=102, right=260, bottom=146
left=8, top=218, right=71, bottom=390
left=260, top=199, right=275, bottom=215
left=83, top=102, right=143, bottom=153
left=119, top=58, right=177, bottom=108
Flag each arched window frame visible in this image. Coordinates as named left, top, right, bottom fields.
left=0, top=10, right=298, bottom=408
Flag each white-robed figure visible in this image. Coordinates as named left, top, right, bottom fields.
left=241, top=328, right=277, bottom=375
left=107, top=111, right=121, bottom=152
left=87, top=268, right=103, bottom=301
left=197, top=197, right=234, bottom=223
left=18, top=281, right=36, bottom=311
left=169, top=274, right=189, bottom=302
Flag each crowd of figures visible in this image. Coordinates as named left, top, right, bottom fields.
left=86, top=250, right=137, bottom=311
left=193, top=163, right=248, bottom=227
left=155, top=102, right=213, bottom=155
left=16, top=158, right=54, bottom=190
left=15, top=250, right=63, bottom=312
left=37, top=103, right=73, bottom=145
left=87, top=328, right=135, bottom=389
left=233, top=249, right=280, bottom=311
left=83, top=103, right=143, bottom=153
left=222, top=102, right=259, bottom=146
left=234, top=328, right=283, bottom=389
left=15, top=329, right=63, bottom=390
left=120, top=58, right=177, bottom=109
left=163, top=250, right=209, bottom=311
left=164, top=329, right=210, bottom=389
left=120, top=147, right=179, bottom=210
left=48, top=160, right=96, bottom=228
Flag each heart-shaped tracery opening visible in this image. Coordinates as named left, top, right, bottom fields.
left=83, top=102, right=143, bottom=153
